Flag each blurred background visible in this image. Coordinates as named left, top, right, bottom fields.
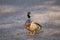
left=0, top=0, right=60, bottom=40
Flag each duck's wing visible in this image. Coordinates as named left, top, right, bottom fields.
left=34, top=23, right=42, bottom=30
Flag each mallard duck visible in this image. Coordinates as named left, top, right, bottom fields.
left=25, top=12, right=42, bottom=36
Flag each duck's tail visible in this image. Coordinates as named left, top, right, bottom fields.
left=35, top=23, right=42, bottom=30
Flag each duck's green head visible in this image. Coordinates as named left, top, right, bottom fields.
left=27, top=12, right=31, bottom=18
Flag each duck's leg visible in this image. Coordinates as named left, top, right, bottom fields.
left=29, top=31, right=34, bottom=36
